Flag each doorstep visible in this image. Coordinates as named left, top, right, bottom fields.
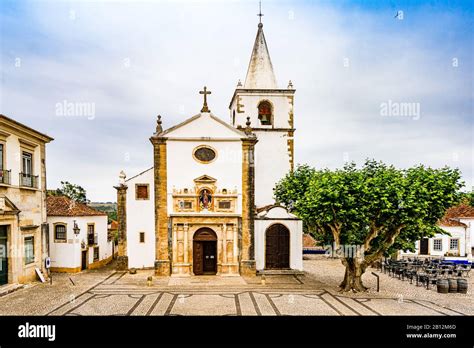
left=257, top=269, right=305, bottom=276
left=0, top=283, right=24, bottom=297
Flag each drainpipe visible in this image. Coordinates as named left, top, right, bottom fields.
left=465, top=222, right=472, bottom=260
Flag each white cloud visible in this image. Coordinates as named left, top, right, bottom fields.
left=1, top=1, right=472, bottom=200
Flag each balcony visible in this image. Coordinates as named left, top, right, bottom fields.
left=0, top=170, right=11, bottom=185
left=88, top=233, right=98, bottom=246
left=19, top=173, right=38, bottom=189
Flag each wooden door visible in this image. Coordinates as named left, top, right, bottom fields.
left=203, top=242, right=217, bottom=274
left=193, top=241, right=204, bottom=275
left=0, top=226, right=7, bottom=285
left=265, top=224, right=290, bottom=269
left=81, top=250, right=87, bottom=270
left=419, top=238, right=429, bottom=255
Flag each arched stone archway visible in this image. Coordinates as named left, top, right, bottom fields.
left=193, top=228, right=217, bottom=275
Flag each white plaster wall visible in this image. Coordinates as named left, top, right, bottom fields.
left=253, top=131, right=291, bottom=207
left=254, top=218, right=303, bottom=271
left=229, top=92, right=293, bottom=207
left=459, top=218, right=473, bottom=257
left=230, top=93, right=293, bottom=129
left=166, top=140, right=242, bottom=214
left=48, top=215, right=111, bottom=269
left=125, top=168, right=156, bottom=268
left=400, top=225, right=468, bottom=257
left=434, top=226, right=467, bottom=257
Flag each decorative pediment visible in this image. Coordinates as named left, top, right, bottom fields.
left=193, top=175, right=217, bottom=184
left=256, top=204, right=299, bottom=220
left=0, top=195, right=20, bottom=215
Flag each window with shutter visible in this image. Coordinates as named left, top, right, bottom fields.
left=136, top=184, right=149, bottom=200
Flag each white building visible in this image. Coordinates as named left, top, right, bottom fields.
left=400, top=204, right=474, bottom=260
left=115, top=19, right=303, bottom=276
left=46, top=196, right=114, bottom=272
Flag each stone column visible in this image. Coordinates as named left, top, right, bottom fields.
left=114, top=171, right=128, bottom=270
left=222, top=224, right=227, bottom=265
left=172, top=225, right=178, bottom=264
left=183, top=223, right=189, bottom=264
left=240, top=126, right=258, bottom=276
left=233, top=224, right=238, bottom=264
left=150, top=135, right=170, bottom=276
left=466, top=223, right=472, bottom=258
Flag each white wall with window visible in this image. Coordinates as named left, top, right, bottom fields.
left=125, top=168, right=156, bottom=269
left=400, top=225, right=469, bottom=258
left=432, top=239, right=442, bottom=252
left=48, top=215, right=112, bottom=272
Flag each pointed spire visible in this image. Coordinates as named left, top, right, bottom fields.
left=243, top=8, right=277, bottom=89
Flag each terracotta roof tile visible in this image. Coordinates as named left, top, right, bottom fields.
left=46, top=196, right=107, bottom=217
left=303, top=233, right=317, bottom=247
left=437, top=204, right=474, bottom=227
left=109, top=220, right=118, bottom=230
left=256, top=204, right=281, bottom=213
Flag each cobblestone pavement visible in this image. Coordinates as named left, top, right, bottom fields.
left=0, top=259, right=472, bottom=316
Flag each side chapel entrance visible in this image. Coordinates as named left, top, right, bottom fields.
left=265, top=223, right=290, bottom=269
left=193, top=228, right=217, bottom=275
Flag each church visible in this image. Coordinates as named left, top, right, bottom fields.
left=115, top=19, right=303, bottom=276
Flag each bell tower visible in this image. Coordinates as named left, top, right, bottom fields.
left=229, top=18, right=295, bottom=208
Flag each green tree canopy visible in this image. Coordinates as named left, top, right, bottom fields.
left=50, top=181, right=89, bottom=204
left=274, top=160, right=463, bottom=292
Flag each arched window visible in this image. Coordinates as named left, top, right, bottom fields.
left=258, top=101, right=272, bottom=125
left=55, top=224, right=67, bottom=241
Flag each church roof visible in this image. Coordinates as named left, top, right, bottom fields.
left=158, top=112, right=247, bottom=138
left=243, top=23, right=277, bottom=89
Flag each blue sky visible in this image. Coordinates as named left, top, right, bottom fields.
left=1, top=0, right=473, bottom=201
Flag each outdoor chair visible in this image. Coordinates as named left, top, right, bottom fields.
left=425, top=269, right=438, bottom=290
left=460, top=264, right=471, bottom=277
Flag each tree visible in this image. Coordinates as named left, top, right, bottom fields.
left=274, top=160, right=463, bottom=292
left=461, top=191, right=474, bottom=207
left=51, top=181, right=89, bottom=203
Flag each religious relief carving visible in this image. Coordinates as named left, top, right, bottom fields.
left=172, top=175, right=238, bottom=213
left=193, top=146, right=216, bottom=163
left=199, top=189, right=213, bottom=211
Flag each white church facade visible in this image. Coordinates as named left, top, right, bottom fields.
left=115, top=21, right=303, bottom=276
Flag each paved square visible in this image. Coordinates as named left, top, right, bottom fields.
left=0, top=260, right=472, bottom=316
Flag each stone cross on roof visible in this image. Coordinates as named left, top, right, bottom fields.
left=257, top=1, right=264, bottom=24
left=199, top=86, right=211, bottom=113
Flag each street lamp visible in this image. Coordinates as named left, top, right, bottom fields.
left=73, top=220, right=80, bottom=235
left=72, top=220, right=81, bottom=272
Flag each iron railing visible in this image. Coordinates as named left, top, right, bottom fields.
left=0, top=170, right=11, bottom=185
left=19, top=173, right=38, bottom=189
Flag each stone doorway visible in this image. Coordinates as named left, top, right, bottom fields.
left=81, top=250, right=87, bottom=270
left=193, top=228, right=217, bottom=275
left=419, top=238, right=429, bottom=255
left=265, top=223, right=290, bottom=269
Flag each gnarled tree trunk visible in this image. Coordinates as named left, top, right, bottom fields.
left=339, top=258, right=368, bottom=292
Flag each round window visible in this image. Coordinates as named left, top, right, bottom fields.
left=193, top=146, right=216, bottom=163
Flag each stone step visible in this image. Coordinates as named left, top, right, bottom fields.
left=257, top=269, right=305, bottom=275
